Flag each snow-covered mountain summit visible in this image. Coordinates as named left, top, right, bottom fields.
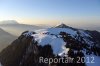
left=23, top=23, right=93, bottom=46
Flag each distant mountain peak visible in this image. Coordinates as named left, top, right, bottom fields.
left=0, top=20, right=19, bottom=24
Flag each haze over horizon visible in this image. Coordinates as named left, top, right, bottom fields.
left=0, top=0, right=100, bottom=27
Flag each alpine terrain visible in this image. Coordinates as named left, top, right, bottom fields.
left=0, top=23, right=100, bottom=66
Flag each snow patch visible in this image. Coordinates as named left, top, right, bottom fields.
left=32, top=33, right=68, bottom=55
left=50, top=38, right=66, bottom=55
left=23, top=28, right=94, bottom=57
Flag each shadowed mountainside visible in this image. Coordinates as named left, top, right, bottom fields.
left=0, top=28, right=17, bottom=52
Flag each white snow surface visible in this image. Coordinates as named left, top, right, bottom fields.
left=32, top=33, right=67, bottom=55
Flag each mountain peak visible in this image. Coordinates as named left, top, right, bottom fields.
left=0, top=20, right=19, bottom=24
left=55, top=23, right=70, bottom=28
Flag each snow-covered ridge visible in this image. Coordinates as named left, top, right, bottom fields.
left=23, top=27, right=92, bottom=44
left=22, top=27, right=93, bottom=56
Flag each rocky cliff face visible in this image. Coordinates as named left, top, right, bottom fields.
left=0, top=34, right=54, bottom=66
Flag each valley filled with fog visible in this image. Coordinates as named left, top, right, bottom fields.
left=0, top=20, right=47, bottom=51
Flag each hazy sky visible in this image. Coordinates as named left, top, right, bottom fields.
left=0, top=0, right=100, bottom=27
